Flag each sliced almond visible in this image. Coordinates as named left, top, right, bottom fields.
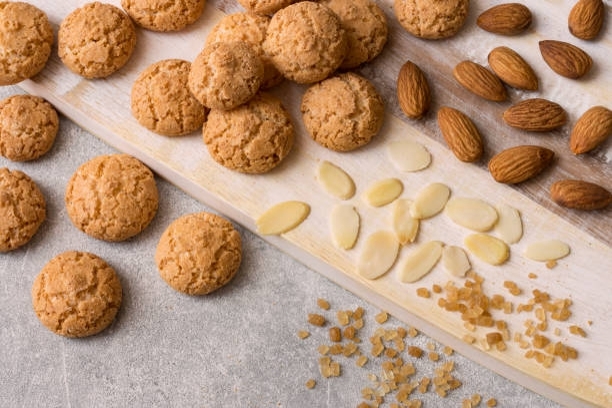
left=442, top=245, right=471, bottom=277
left=410, top=182, right=451, bottom=219
left=363, top=178, right=403, bottom=207
left=256, top=201, right=310, bottom=235
left=524, top=240, right=570, bottom=262
left=317, top=160, right=356, bottom=200
left=357, top=231, right=400, bottom=280
left=387, top=140, right=432, bottom=172
left=397, top=241, right=443, bottom=283
left=391, top=198, right=420, bottom=245
left=444, top=197, right=498, bottom=232
left=330, top=204, right=360, bottom=250
left=494, top=204, right=523, bottom=244
left=464, top=233, right=510, bottom=265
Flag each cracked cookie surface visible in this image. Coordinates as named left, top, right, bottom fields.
left=237, top=0, right=295, bottom=15
left=394, top=0, right=469, bottom=39
left=121, top=0, right=205, bottom=32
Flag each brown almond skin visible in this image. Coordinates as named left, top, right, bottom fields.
left=488, top=46, right=538, bottom=91
left=397, top=61, right=431, bottom=119
left=570, top=106, right=612, bottom=154
left=477, top=3, right=532, bottom=35
left=550, top=179, right=612, bottom=210
left=503, top=98, right=567, bottom=132
left=568, top=0, right=605, bottom=40
left=539, top=40, right=593, bottom=79
left=437, top=107, right=483, bottom=162
left=453, top=60, right=507, bottom=102
left=488, top=145, right=555, bottom=184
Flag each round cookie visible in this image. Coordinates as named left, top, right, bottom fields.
left=121, top=0, right=205, bottom=32
left=0, top=95, right=59, bottom=161
left=58, top=2, right=137, bottom=79
left=301, top=72, right=384, bottom=152
left=0, top=168, right=46, bottom=252
left=188, top=41, right=264, bottom=110
left=155, top=212, right=242, bottom=296
left=237, top=0, right=295, bottom=15
left=0, top=2, right=54, bottom=86
left=320, top=0, right=388, bottom=69
left=206, top=12, right=283, bottom=89
left=203, top=92, right=294, bottom=174
left=65, top=154, right=159, bottom=242
left=32, top=251, right=122, bottom=338
left=394, top=0, right=469, bottom=39
left=131, top=59, right=206, bottom=136
left=263, top=1, right=347, bottom=84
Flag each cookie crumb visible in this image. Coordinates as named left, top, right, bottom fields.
left=305, top=379, right=316, bottom=389
left=297, top=330, right=310, bottom=339
left=375, top=311, right=388, bottom=324
left=317, top=298, right=331, bottom=310
left=308, top=313, right=326, bottom=327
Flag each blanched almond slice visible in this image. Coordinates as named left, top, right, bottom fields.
left=442, top=245, right=471, bottom=277
left=524, top=240, right=570, bottom=262
left=397, top=241, right=443, bottom=283
left=391, top=199, right=420, bottom=245
left=317, top=160, right=356, bottom=200
left=330, top=204, right=360, bottom=250
left=363, top=178, right=403, bottom=207
left=445, top=197, right=498, bottom=231
left=256, top=201, right=310, bottom=235
left=357, top=231, right=399, bottom=280
left=410, top=182, right=451, bottom=219
left=387, top=140, right=432, bottom=172
left=494, top=204, right=523, bottom=244
left=464, top=233, right=510, bottom=265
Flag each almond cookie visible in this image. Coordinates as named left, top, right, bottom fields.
left=0, top=2, right=54, bottom=86
left=188, top=41, right=264, bottom=110
left=0, top=95, right=59, bottom=161
left=301, top=72, right=384, bottom=152
left=237, top=0, right=295, bottom=15
left=203, top=92, right=294, bottom=174
left=121, top=0, right=205, bottom=32
left=263, top=1, right=347, bottom=84
left=131, top=59, right=206, bottom=136
left=65, top=154, right=158, bottom=242
left=320, top=0, right=388, bottom=69
left=32, top=251, right=122, bottom=338
left=155, top=212, right=242, bottom=295
left=205, top=12, right=282, bottom=89
left=58, top=2, right=137, bottom=79
left=0, top=168, right=46, bottom=252
left=394, top=0, right=469, bottom=40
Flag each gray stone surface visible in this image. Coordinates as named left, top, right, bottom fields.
left=0, top=85, right=563, bottom=407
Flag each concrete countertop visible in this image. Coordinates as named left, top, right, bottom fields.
left=0, top=84, right=562, bottom=408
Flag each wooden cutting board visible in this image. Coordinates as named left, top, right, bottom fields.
left=19, top=1, right=611, bottom=407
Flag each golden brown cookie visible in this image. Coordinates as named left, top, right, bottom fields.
left=394, top=0, right=469, bottom=39
left=205, top=12, right=283, bottom=89
left=121, top=0, right=205, bottom=32
left=188, top=41, right=264, bottom=110
left=203, top=92, right=294, bottom=174
left=320, top=0, right=388, bottom=69
left=237, top=0, right=295, bottom=15
left=32, top=251, right=122, bottom=338
left=131, top=59, right=206, bottom=136
left=0, top=168, right=46, bottom=252
left=155, top=212, right=242, bottom=296
left=65, top=154, right=159, bottom=242
left=58, top=2, right=137, bottom=79
left=0, top=95, right=59, bottom=161
left=0, top=2, right=54, bottom=86
left=263, top=1, right=347, bottom=84
left=301, top=72, right=384, bottom=152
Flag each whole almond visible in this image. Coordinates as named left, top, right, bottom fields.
left=569, top=106, right=612, bottom=154
left=437, top=106, right=484, bottom=162
left=568, top=0, right=604, bottom=40
left=477, top=3, right=532, bottom=35
left=453, top=60, right=507, bottom=102
left=550, top=179, right=612, bottom=210
left=488, top=46, right=538, bottom=90
left=503, top=98, right=567, bottom=131
left=397, top=61, right=431, bottom=119
left=539, top=40, right=593, bottom=79
left=488, top=145, right=555, bottom=184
